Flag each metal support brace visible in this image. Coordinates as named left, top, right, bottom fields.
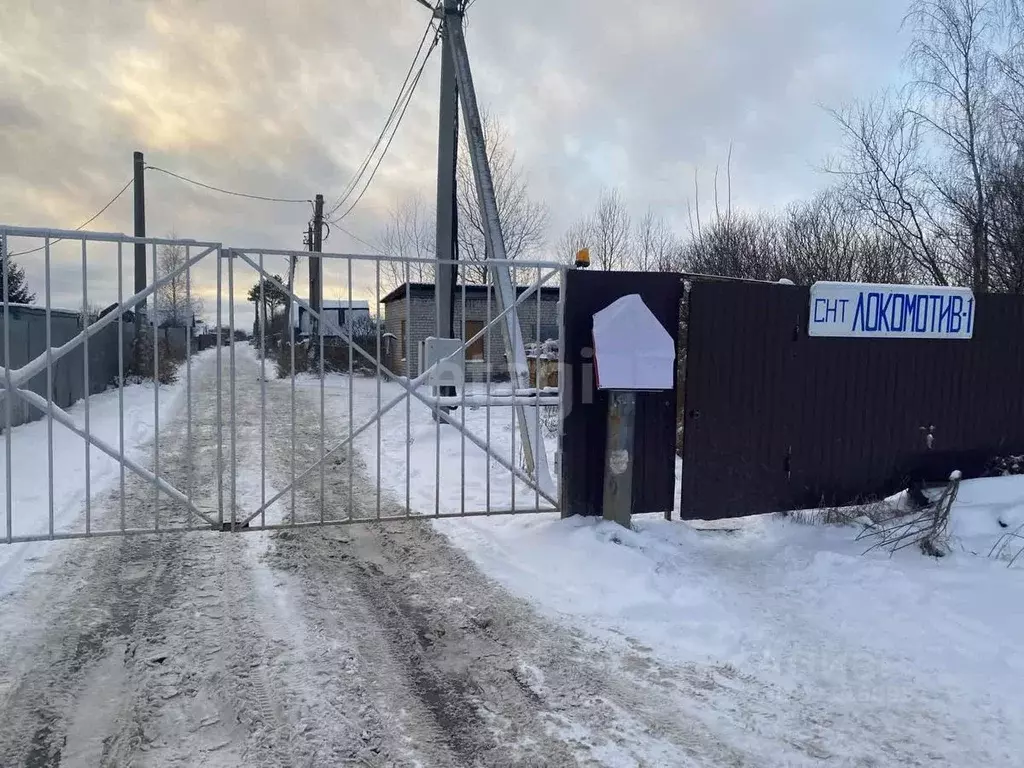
left=232, top=253, right=560, bottom=525
left=445, top=14, right=554, bottom=497
left=14, top=387, right=216, bottom=527
left=0, top=243, right=217, bottom=400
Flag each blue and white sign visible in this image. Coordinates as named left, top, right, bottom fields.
left=809, top=282, right=975, bottom=339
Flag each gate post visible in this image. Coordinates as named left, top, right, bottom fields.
left=602, top=390, right=637, bottom=528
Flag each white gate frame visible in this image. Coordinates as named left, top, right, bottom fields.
left=0, top=226, right=222, bottom=543
left=225, top=246, right=564, bottom=531
left=0, top=226, right=566, bottom=542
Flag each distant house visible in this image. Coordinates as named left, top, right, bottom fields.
left=290, top=299, right=371, bottom=337
left=379, top=282, right=559, bottom=380
left=148, top=307, right=197, bottom=329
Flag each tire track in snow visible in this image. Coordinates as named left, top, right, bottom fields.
left=0, top=344, right=764, bottom=767
left=259, top=352, right=752, bottom=767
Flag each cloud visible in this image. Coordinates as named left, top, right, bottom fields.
left=1, top=0, right=911, bottom=323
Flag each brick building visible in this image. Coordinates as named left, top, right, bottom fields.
left=379, top=282, right=559, bottom=380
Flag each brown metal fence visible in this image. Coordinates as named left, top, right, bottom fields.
left=680, top=280, right=1024, bottom=520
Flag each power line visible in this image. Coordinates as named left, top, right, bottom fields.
left=327, top=18, right=440, bottom=218
left=331, top=221, right=386, bottom=255
left=328, top=18, right=437, bottom=217
left=5, top=178, right=134, bottom=257
left=145, top=165, right=312, bottom=204
left=331, top=30, right=440, bottom=223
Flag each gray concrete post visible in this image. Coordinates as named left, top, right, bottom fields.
left=602, top=390, right=637, bottom=529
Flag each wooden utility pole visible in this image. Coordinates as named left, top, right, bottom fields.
left=309, top=194, right=324, bottom=339
left=132, top=151, right=147, bottom=371
left=435, top=0, right=459, bottom=340
left=133, top=151, right=146, bottom=306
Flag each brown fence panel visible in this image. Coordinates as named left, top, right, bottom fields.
left=560, top=270, right=682, bottom=518
left=680, top=281, right=1024, bottom=520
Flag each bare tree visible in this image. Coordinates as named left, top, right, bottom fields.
left=780, top=188, right=916, bottom=284
left=987, top=151, right=1024, bottom=290
left=156, top=241, right=202, bottom=328
left=590, top=188, right=632, bottom=270
left=377, top=196, right=435, bottom=292
left=634, top=208, right=681, bottom=271
left=828, top=94, right=955, bottom=285
left=995, top=1, right=1024, bottom=130
left=906, top=0, right=1001, bottom=291
left=680, top=211, right=782, bottom=281
left=555, top=216, right=593, bottom=266
left=457, top=112, right=549, bottom=283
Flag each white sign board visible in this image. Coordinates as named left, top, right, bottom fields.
left=592, top=294, right=675, bottom=390
left=808, top=282, right=975, bottom=339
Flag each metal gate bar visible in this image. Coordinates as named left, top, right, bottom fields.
left=1, top=227, right=222, bottom=542
left=0, top=224, right=565, bottom=543
left=231, top=249, right=562, bottom=527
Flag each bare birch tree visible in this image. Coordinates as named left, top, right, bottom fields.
left=377, top=196, right=435, bottom=292
left=590, top=188, right=632, bottom=270
left=828, top=94, right=955, bottom=285
left=456, top=113, right=549, bottom=283
left=906, top=0, right=1000, bottom=290
left=634, top=208, right=680, bottom=271
left=156, top=241, right=202, bottom=327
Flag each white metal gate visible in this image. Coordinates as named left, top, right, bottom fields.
left=0, top=225, right=565, bottom=543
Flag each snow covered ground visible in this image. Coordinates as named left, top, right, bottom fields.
left=299, top=374, right=561, bottom=516
left=0, top=355, right=206, bottom=597
left=2, top=356, right=1023, bottom=766
left=336, top=370, right=1024, bottom=766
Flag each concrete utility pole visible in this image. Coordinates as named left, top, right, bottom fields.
left=435, top=0, right=459, bottom=341
left=133, top=151, right=146, bottom=305
left=310, top=194, right=324, bottom=339
left=445, top=9, right=553, bottom=494
left=434, top=0, right=460, bottom=409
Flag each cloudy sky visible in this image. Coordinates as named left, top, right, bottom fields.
left=0, top=0, right=911, bottom=321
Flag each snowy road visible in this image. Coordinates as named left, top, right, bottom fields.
left=4, top=346, right=1018, bottom=766
left=0, top=348, right=748, bottom=767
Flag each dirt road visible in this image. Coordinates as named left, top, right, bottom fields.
left=0, top=348, right=749, bottom=767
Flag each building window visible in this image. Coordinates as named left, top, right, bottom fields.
left=400, top=319, right=407, bottom=359
left=465, top=320, right=485, bottom=360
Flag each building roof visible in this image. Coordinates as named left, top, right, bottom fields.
left=2, top=304, right=81, bottom=320
left=379, top=282, right=560, bottom=305
left=290, top=299, right=370, bottom=310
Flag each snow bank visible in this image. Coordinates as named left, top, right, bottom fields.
left=316, top=375, right=560, bottom=514
left=337, top=367, right=1024, bottom=762
left=443, top=501, right=1024, bottom=763
left=0, top=352, right=212, bottom=593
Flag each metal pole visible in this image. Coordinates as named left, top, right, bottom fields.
left=602, top=390, right=636, bottom=529
left=3, top=232, right=11, bottom=544
left=446, top=11, right=553, bottom=495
